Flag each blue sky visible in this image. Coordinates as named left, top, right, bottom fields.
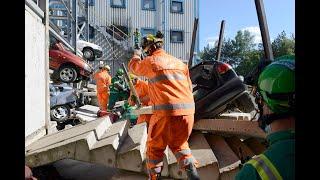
left=199, top=0, right=295, bottom=50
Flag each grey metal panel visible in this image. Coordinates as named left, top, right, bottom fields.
left=26, top=0, right=45, bottom=19
left=88, top=0, right=199, bottom=63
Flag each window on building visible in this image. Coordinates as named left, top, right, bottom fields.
left=142, top=0, right=155, bottom=10
left=111, top=0, right=126, bottom=8
left=171, top=0, right=183, bottom=13
left=89, top=25, right=95, bottom=39
left=89, top=0, right=95, bottom=6
left=170, top=30, right=184, bottom=43
left=141, top=28, right=156, bottom=37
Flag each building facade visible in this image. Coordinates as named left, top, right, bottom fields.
left=88, top=0, right=199, bottom=64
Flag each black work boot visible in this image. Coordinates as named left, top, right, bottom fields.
left=185, top=164, right=200, bottom=180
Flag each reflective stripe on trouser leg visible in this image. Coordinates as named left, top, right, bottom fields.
left=247, top=154, right=283, bottom=180
left=146, top=158, right=163, bottom=179
left=174, top=149, right=198, bottom=169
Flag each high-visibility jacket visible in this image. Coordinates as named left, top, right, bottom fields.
left=128, top=79, right=151, bottom=106
left=93, top=70, right=111, bottom=93
left=128, top=49, right=194, bottom=116
left=235, top=130, right=294, bottom=180
left=247, top=154, right=283, bottom=180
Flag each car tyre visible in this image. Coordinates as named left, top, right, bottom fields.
left=58, top=65, right=77, bottom=83
left=83, top=48, right=95, bottom=61
left=50, top=105, right=70, bottom=122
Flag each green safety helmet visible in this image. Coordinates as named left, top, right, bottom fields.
left=258, top=55, right=295, bottom=114
left=116, top=68, right=124, bottom=76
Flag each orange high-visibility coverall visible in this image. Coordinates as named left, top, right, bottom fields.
left=128, top=49, right=197, bottom=179
left=93, top=70, right=112, bottom=111
left=128, top=79, right=152, bottom=125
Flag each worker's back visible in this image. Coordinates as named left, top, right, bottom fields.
left=145, top=49, right=194, bottom=116
left=236, top=130, right=295, bottom=180
left=94, top=70, right=111, bottom=92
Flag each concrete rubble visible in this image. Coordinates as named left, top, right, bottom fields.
left=26, top=105, right=267, bottom=179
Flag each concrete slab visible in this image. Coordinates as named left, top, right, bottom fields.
left=205, top=135, right=240, bottom=168
left=26, top=131, right=96, bottom=167
left=25, top=127, right=46, bottom=148
left=169, top=132, right=220, bottom=180
left=193, top=119, right=266, bottom=139
left=116, top=122, right=148, bottom=172
left=87, top=84, right=96, bottom=91
left=243, top=138, right=267, bottom=155
left=26, top=116, right=111, bottom=154
left=205, top=135, right=241, bottom=180
left=75, top=112, right=98, bottom=122
left=161, top=147, right=170, bottom=177
left=77, top=105, right=100, bottom=114
left=219, top=113, right=251, bottom=121
left=90, top=120, right=130, bottom=167
left=90, top=97, right=99, bottom=106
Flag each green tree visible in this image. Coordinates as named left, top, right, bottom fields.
left=200, top=30, right=255, bottom=68
left=200, top=30, right=295, bottom=77
left=271, top=31, right=295, bottom=58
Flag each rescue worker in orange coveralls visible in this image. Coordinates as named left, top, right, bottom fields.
left=128, top=31, right=200, bottom=180
left=128, top=73, right=152, bottom=126
left=93, top=64, right=112, bottom=112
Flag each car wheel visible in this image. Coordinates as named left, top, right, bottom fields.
left=58, top=65, right=77, bottom=83
left=50, top=105, right=70, bottom=122
left=83, top=48, right=95, bottom=61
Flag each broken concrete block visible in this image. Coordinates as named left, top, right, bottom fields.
left=26, top=131, right=97, bottom=167
left=77, top=105, right=100, bottom=114
left=168, top=132, right=220, bottom=180
left=116, top=122, right=148, bottom=172
left=75, top=112, right=98, bottom=122
left=219, top=113, right=251, bottom=121
left=225, top=136, right=255, bottom=160
left=161, top=147, right=170, bottom=177
left=90, top=120, right=130, bottom=167
left=87, top=84, right=96, bottom=91
left=48, top=121, right=58, bottom=134
left=243, top=138, right=267, bottom=155
left=90, top=97, right=99, bottom=106
left=193, top=119, right=266, bottom=139
left=205, top=135, right=241, bottom=180
left=65, top=124, right=73, bottom=129
left=26, top=117, right=111, bottom=155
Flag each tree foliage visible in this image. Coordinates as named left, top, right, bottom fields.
left=200, top=30, right=295, bottom=76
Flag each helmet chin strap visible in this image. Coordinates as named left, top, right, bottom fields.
left=257, top=102, right=293, bottom=132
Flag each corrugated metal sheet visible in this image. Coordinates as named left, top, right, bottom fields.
left=89, top=0, right=199, bottom=63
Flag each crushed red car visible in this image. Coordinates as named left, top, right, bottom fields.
left=49, top=41, right=93, bottom=83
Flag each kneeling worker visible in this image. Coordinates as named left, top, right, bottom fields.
left=128, top=73, right=152, bottom=126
